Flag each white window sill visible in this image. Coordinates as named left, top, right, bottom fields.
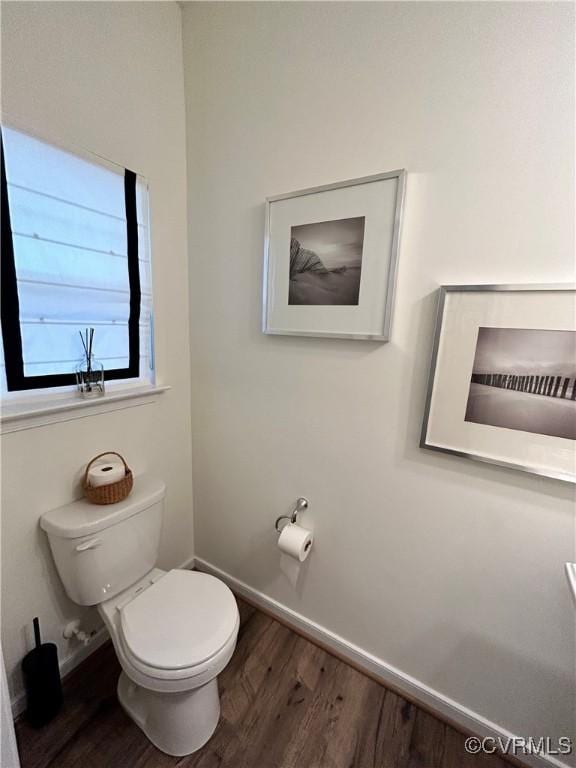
left=0, top=384, right=170, bottom=434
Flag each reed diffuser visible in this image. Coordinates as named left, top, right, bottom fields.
left=76, top=327, right=105, bottom=397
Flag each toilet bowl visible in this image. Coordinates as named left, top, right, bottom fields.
left=99, top=568, right=239, bottom=755
left=40, top=476, right=239, bottom=756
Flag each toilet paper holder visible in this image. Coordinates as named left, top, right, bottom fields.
left=275, top=498, right=308, bottom=533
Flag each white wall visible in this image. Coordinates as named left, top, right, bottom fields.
left=182, top=0, right=575, bottom=756
left=1, top=1, right=193, bottom=706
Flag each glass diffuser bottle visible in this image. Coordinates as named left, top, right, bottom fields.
left=76, top=328, right=105, bottom=398
left=76, top=356, right=105, bottom=398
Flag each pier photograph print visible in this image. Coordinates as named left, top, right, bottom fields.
left=420, top=285, right=576, bottom=482
left=465, top=327, right=576, bottom=441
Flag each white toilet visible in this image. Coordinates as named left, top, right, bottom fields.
left=40, top=475, right=239, bottom=756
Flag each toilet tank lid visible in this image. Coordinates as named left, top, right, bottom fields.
left=40, top=475, right=166, bottom=539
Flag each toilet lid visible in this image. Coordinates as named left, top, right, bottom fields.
left=120, top=570, right=238, bottom=670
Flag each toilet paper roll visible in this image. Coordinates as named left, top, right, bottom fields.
left=87, top=460, right=125, bottom=488
left=279, top=553, right=301, bottom=587
left=277, top=523, right=313, bottom=562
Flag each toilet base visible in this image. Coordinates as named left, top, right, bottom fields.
left=117, top=672, right=221, bottom=756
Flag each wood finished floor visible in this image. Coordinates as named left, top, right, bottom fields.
left=15, top=600, right=510, bottom=768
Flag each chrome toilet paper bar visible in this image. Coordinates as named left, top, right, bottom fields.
left=275, top=498, right=308, bottom=533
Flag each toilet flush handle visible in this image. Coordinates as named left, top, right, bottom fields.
left=75, top=538, right=102, bottom=552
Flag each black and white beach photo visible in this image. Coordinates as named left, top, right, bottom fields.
left=288, top=216, right=365, bottom=305
left=465, top=327, right=576, bottom=440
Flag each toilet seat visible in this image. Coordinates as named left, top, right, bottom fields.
left=98, top=568, right=240, bottom=693
left=117, top=619, right=239, bottom=691
left=120, top=570, right=238, bottom=671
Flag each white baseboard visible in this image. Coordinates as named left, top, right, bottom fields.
left=10, top=555, right=196, bottom=719
left=195, top=557, right=571, bottom=768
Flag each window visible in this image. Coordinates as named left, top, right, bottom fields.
left=0, top=126, right=153, bottom=394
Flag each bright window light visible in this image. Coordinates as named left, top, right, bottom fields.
left=0, top=126, right=154, bottom=394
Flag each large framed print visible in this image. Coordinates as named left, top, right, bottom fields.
left=263, top=170, right=406, bottom=340
left=421, top=284, right=576, bottom=483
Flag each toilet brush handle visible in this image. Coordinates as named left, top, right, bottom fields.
left=33, top=617, right=41, bottom=650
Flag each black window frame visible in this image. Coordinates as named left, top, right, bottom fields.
left=0, top=132, right=141, bottom=392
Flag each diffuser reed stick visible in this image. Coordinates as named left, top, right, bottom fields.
left=79, top=328, right=95, bottom=375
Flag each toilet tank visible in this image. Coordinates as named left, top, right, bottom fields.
left=40, top=475, right=165, bottom=606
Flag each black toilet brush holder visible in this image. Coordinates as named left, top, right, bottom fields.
left=21, top=617, right=63, bottom=727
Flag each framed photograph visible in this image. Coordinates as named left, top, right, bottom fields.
left=421, top=284, right=576, bottom=483
left=263, top=170, right=406, bottom=340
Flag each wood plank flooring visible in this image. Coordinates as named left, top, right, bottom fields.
left=15, top=600, right=510, bottom=768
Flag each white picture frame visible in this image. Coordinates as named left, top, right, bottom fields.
left=263, top=170, right=406, bottom=340
left=421, top=284, right=576, bottom=483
